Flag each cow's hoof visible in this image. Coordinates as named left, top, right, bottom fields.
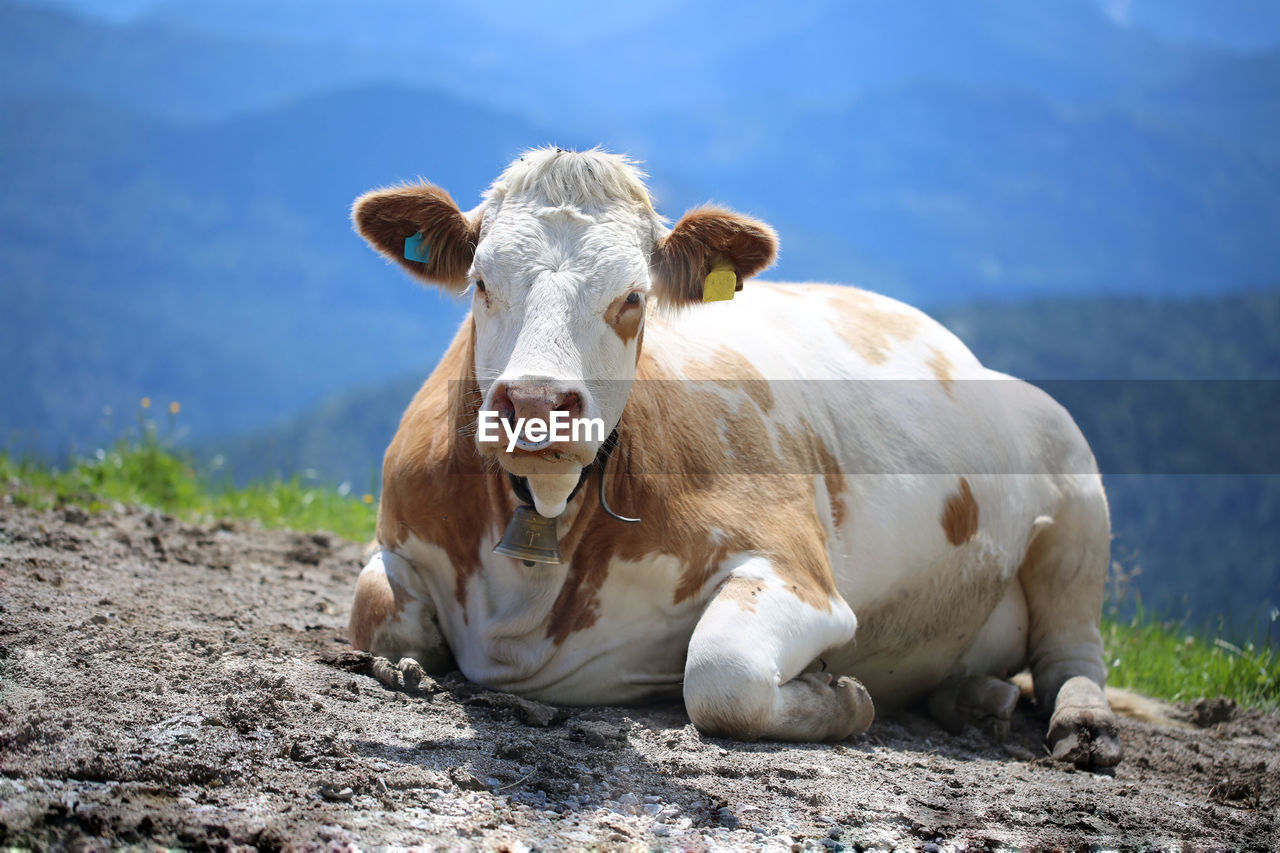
left=688, top=670, right=875, bottom=742
left=786, top=672, right=875, bottom=739
left=771, top=672, right=876, bottom=740
left=370, top=655, right=435, bottom=695
left=371, top=655, right=402, bottom=689
left=398, top=657, right=426, bottom=692
left=833, top=675, right=876, bottom=738
left=1046, top=676, right=1122, bottom=768
left=927, top=675, right=1020, bottom=739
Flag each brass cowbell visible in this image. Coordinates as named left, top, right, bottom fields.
left=493, top=505, right=562, bottom=565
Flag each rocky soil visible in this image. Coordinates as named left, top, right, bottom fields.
left=1, top=503, right=1277, bottom=851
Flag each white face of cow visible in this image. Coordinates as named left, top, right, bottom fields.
left=466, top=166, right=659, bottom=513
left=353, top=148, right=778, bottom=517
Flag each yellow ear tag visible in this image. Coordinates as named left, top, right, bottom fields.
left=703, top=258, right=737, bottom=302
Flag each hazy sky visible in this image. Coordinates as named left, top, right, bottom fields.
left=28, top=0, right=1280, bottom=53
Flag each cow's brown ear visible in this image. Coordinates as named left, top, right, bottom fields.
left=352, top=183, right=479, bottom=290
left=650, top=206, right=778, bottom=307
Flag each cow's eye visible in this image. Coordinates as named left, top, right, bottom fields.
left=624, top=292, right=641, bottom=306
left=475, top=280, right=486, bottom=293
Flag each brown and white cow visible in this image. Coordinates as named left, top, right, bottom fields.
left=348, top=148, right=1121, bottom=767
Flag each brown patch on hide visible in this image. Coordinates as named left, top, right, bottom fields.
left=809, top=433, right=848, bottom=531
left=604, top=293, right=644, bottom=345
left=941, top=478, right=980, bottom=546
left=348, top=569, right=412, bottom=651
left=683, top=347, right=775, bottom=413
left=376, top=318, right=512, bottom=610
left=650, top=206, right=778, bottom=307
left=824, top=287, right=922, bottom=365
left=927, top=347, right=955, bottom=396
left=352, top=182, right=480, bottom=289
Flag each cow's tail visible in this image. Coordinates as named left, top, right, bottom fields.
left=1103, top=686, right=1192, bottom=728
left=1010, top=672, right=1190, bottom=728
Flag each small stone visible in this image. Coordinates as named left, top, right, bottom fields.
left=652, top=824, right=671, bottom=837
left=448, top=768, right=489, bottom=791
left=320, top=786, right=354, bottom=802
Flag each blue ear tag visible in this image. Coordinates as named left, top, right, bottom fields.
left=403, top=232, right=430, bottom=263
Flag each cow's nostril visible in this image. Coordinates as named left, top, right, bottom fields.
left=491, top=385, right=516, bottom=421
left=558, top=392, right=583, bottom=420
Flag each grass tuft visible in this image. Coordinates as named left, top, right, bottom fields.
left=2, top=421, right=376, bottom=542
left=1103, top=603, right=1279, bottom=711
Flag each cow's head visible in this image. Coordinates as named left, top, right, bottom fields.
left=353, top=148, right=777, bottom=517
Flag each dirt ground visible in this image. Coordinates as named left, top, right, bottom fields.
left=1, top=503, right=1277, bottom=852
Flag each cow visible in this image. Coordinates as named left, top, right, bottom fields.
left=347, top=147, right=1121, bottom=767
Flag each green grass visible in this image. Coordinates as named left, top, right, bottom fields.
left=1103, top=604, right=1279, bottom=710
left=1, top=423, right=377, bottom=541
left=3, top=429, right=1278, bottom=711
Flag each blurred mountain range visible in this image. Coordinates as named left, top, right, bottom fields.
left=2, top=0, right=1278, bottom=454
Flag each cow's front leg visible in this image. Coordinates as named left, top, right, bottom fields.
left=683, top=558, right=873, bottom=742
left=349, top=549, right=454, bottom=677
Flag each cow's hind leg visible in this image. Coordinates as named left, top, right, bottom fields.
left=928, top=676, right=1021, bottom=739
left=1020, top=484, right=1121, bottom=768
left=683, top=557, right=874, bottom=742
left=928, top=580, right=1028, bottom=738
left=349, top=549, right=454, bottom=683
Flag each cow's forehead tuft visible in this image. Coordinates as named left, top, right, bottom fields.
left=484, top=147, right=656, bottom=213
